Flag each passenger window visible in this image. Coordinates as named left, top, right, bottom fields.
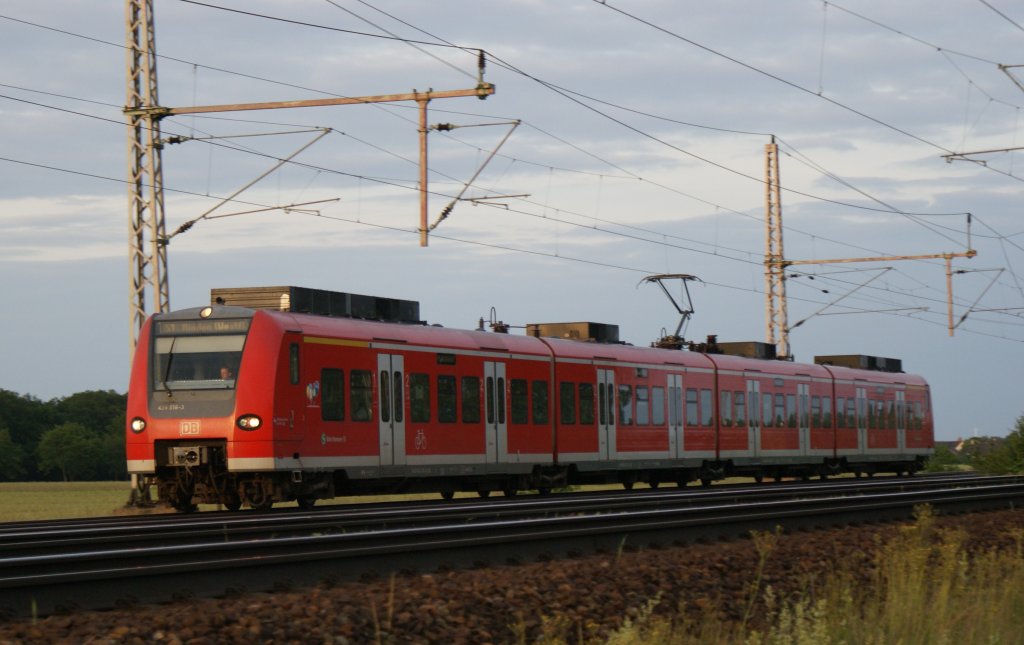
left=438, top=375, right=456, bottom=423
left=511, top=379, right=528, bottom=424
left=350, top=370, right=373, bottom=422
left=410, top=373, right=430, bottom=423
left=462, top=376, right=481, bottom=423
left=822, top=396, right=832, bottom=427
left=485, top=376, right=495, bottom=424
left=532, top=380, right=549, bottom=425
left=700, top=389, right=713, bottom=426
left=762, top=392, right=774, bottom=428
left=289, top=344, right=300, bottom=385
left=786, top=394, right=797, bottom=428
left=560, top=382, right=576, bottom=425
left=379, top=370, right=391, bottom=423
left=497, top=377, right=506, bottom=424
left=606, top=383, right=615, bottom=425
left=393, top=372, right=403, bottom=423
left=651, top=386, right=665, bottom=426
left=685, top=388, right=699, bottom=426
left=720, top=390, right=732, bottom=427
left=635, top=386, right=649, bottom=425
left=618, top=385, right=633, bottom=426
left=579, top=383, right=595, bottom=425
left=811, top=396, right=822, bottom=428
left=734, top=391, right=746, bottom=427
left=321, top=368, right=344, bottom=421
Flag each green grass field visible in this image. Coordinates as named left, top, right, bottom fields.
left=0, top=481, right=147, bottom=522
left=0, top=482, right=523, bottom=522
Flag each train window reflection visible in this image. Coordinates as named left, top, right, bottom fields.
left=462, top=377, right=481, bottom=424
left=350, top=370, right=373, bottom=422
left=651, top=386, right=665, bottom=426
left=560, top=382, right=576, bottom=425
left=438, top=375, right=457, bottom=423
left=410, top=374, right=430, bottom=423
left=511, top=379, right=528, bottom=425
left=579, top=383, right=595, bottom=425
left=153, top=334, right=245, bottom=390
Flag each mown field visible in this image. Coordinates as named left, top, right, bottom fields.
left=0, top=481, right=148, bottom=522
left=0, top=481, right=506, bottom=522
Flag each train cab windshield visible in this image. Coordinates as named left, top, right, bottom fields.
left=152, top=317, right=250, bottom=392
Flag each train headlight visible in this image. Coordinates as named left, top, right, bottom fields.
left=130, top=417, right=147, bottom=433
left=236, top=414, right=262, bottom=430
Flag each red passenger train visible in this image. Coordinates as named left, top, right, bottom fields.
left=125, top=287, right=934, bottom=511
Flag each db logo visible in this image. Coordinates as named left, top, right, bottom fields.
left=179, top=420, right=202, bottom=436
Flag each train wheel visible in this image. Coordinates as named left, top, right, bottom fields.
left=700, top=478, right=712, bottom=488
left=503, top=487, right=517, bottom=497
left=622, top=481, right=634, bottom=490
left=169, top=488, right=197, bottom=513
left=537, top=487, right=551, bottom=496
left=478, top=490, right=491, bottom=498
left=440, top=490, right=455, bottom=501
left=170, top=498, right=197, bottom=513
left=297, top=496, right=317, bottom=509
left=754, top=474, right=764, bottom=484
left=224, top=499, right=242, bottom=512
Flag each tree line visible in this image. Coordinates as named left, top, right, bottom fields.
left=0, top=387, right=1021, bottom=482
left=927, top=415, right=1024, bottom=475
left=0, top=389, right=126, bottom=482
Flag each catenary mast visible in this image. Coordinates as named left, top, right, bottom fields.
left=124, top=0, right=169, bottom=360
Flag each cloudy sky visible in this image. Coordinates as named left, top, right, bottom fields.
left=1, top=0, right=1022, bottom=440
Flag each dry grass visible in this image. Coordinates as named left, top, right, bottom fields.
left=592, top=506, right=1024, bottom=645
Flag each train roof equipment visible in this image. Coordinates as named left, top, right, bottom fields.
left=526, top=322, right=620, bottom=344
left=210, top=286, right=421, bottom=324
left=814, top=354, right=904, bottom=373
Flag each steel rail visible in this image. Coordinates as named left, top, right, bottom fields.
left=0, top=474, right=1020, bottom=619
left=0, top=472, right=994, bottom=553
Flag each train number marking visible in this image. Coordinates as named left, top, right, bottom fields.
left=179, top=420, right=202, bottom=436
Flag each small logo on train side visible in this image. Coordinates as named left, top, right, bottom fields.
left=179, top=420, right=201, bottom=436
left=306, top=380, right=320, bottom=406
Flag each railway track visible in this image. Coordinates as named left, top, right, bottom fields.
left=1, top=473, right=1021, bottom=619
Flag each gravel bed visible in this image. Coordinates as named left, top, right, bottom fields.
left=2, top=508, right=1022, bottom=644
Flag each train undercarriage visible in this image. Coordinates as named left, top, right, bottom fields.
left=147, top=439, right=926, bottom=512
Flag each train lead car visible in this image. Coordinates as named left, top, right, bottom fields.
left=126, top=286, right=934, bottom=511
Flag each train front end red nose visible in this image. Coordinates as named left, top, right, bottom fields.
left=126, top=305, right=278, bottom=509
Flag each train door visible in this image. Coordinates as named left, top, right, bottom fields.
left=668, top=373, right=684, bottom=458
left=896, top=390, right=906, bottom=454
left=746, top=379, right=761, bottom=456
left=484, top=361, right=505, bottom=462
left=798, top=383, right=810, bottom=456
left=856, top=386, right=868, bottom=452
left=597, top=368, right=615, bottom=460
left=377, top=354, right=405, bottom=467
